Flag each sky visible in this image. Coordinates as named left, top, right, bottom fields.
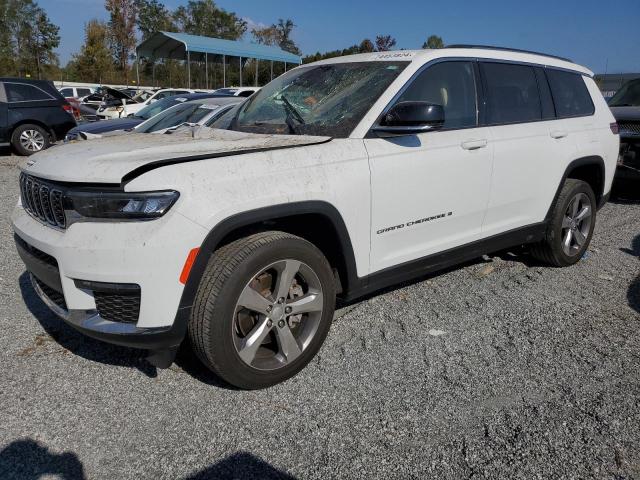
left=42, top=0, right=640, bottom=74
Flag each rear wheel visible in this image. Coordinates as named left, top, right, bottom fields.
left=189, top=232, right=336, bottom=389
left=531, top=179, right=596, bottom=267
left=11, top=124, right=50, bottom=156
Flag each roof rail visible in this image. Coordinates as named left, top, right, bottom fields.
left=445, top=44, right=572, bottom=63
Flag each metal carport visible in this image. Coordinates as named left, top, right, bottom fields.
left=136, top=31, right=302, bottom=89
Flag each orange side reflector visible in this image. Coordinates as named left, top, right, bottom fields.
left=179, top=247, right=200, bottom=284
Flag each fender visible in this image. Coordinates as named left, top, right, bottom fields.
left=177, top=200, right=360, bottom=311
left=544, top=155, right=606, bottom=220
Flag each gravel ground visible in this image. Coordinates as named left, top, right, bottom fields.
left=0, top=152, right=639, bottom=479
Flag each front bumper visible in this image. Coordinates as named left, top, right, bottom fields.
left=12, top=202, right=208, bottom=350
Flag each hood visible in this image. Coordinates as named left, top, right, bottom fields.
left=67, top=117, right=143, bottom=135
left=21, top=128, right=331, bottom=185
left=610, top=106, right=640, bottom=122
left=104, top=87, right=133, bottom=100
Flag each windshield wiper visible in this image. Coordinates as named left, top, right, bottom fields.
left=280, top=94, right=305, bottom=134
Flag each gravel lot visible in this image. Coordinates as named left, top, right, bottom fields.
left=0, top=151, right=638, bottom=479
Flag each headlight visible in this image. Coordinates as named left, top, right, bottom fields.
left=64, top=190, right=179, bottom=222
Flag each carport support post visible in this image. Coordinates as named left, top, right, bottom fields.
left=135, top=52, right=140, bottom=90
left=205, top=53, right=208, bottom=90
left=284, top=62, right=287, bottom=72
left=239, top=56, right=242, bottom=87
left=270, top=61, right=273, bottom=81
left=223, top=54, right=226, bottom=87
left=255, top=59, right=258, bottom=86
left=187, top=50, right=191, bottom=88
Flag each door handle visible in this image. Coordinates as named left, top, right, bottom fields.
left=550, top=130, right=568, bottom=139
left=461, top=139, right=488, bottom=150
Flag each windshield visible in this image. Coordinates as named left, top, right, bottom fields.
left=135, top=96, right=187, bottom=120
left=136, top=102, right=219, bottom=133
left=609, top=80, right=640, bottom=107
left=220, top=61, right=408, bottom=137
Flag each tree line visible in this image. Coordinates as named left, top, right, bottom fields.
left=0, top=0, right=444, bottom=88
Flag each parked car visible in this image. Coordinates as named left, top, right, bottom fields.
left=215, top=87, right=260, bottom=97
left=0, top=77, right=76, bottom=155
left=65, top=93, right=237, bottom=140
left=98, top=88, right=194, bottom=119
left=12, top=47, right=618, bottom=389
left=95, top=87, right=144, bottom=119
left=59, top=86, right=95, bottom=100
left=608, top=79, right=640, bottom=184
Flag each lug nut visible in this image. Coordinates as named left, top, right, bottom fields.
left=267, top=319, right=273, bottom=327
left=278, top=320, right=285, bottom=328
left=285, top=306, right=292, bottom=314
left=266, top=305, right=273, bottom=313
left=277, top=297, right=284, bottom=304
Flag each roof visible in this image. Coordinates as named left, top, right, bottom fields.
left=137, top=31, right=301, bottom=64
left=311, top=48, right=592, bottom=76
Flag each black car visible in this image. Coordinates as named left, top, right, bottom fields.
left=0, top=78, right=76, bottom=155
left=65, top=92, right=235, bottom=140
left=609, top=79, right=640, bottom=185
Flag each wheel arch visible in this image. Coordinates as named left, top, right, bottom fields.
left=546, top=156, right=606, bottom=220
left=178, top=201, right=359, bottom=311
left=10, top=119, right=55, bottom=143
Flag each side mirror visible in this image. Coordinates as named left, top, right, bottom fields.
left=372, top=101, right=445, bottom=136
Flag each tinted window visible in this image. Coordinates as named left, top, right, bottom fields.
left=481, top=63, right=541, bottom=124
left=77, top=88, right=92, bottom=97
left=396, top=61, right=477, bottom=129
left=6, top=83, right=52, bottom=102
left=546, top=69, right=594, bottom=117
left=60, top=88, right=74, bottom=97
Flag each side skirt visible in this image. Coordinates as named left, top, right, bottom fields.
left=341, top=222, right=546, bottom=302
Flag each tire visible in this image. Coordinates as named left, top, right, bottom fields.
left=189, top=231, right=337, bottom=389
left=530, top=179, right=596, bottom=267
left=11, top=124, right=50, bottom=156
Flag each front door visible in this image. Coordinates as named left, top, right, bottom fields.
left=365, top=61, right=493, bottom=273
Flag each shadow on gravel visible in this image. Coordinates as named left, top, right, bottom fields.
left=185, top=451, right=296, bottom=480
left=623, top=234, right=640, bottom=315
left=18, top=271, right=158, bottom=378
left=0, top=439, right=86, bottom=479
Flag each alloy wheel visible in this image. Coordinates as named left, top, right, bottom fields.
left=232, top=259, right=324, bottom=371
left=561, top=192, right=592, bottom=256
left=19, top=129, right=45, bottom=152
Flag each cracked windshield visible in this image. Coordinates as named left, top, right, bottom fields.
left=223, top=62, right=408, bottom=138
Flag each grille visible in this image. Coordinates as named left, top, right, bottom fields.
left=95, top=289, right=141, bottom=324
left=15, top=235, right=58, bottom=268
left=33, top=276, right=67, bottom=311
left=619, top=122, right=640, bottom=136
left=19, top=173, right=66, bottom=228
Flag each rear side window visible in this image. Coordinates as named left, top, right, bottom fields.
left=396, top=61, right=477, bottom=129
left=5, top=83, right=53, bottom=102
left=481, top=62, right=541, bottom=124
left=60, top=88, right=74, bottom=97
left=546, top=69, right=594, bottom=118
left=77, top=88, right=92, bottom=97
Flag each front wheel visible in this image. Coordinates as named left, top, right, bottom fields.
left=531, top=179, right=596, bottom=267
left=189, top=232, right=336, bottom=389
left=11, top=124, right=50, bottom=156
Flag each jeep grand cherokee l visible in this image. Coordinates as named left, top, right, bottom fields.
left=12, top=46, right=619, bottom=389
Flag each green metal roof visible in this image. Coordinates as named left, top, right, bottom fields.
left=137, top=31, right=301, bottom=64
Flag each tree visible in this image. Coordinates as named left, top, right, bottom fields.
left=252, top=18, right=300, bottom=55
left=105, top=0, right=137, bottom=82
left=135, top=0, right=173, bottom=40
left=71, top=20, right=113, bottom=83
left=422, top=35, right=444, bottom=49
left=375, top=34, right=396, bottom=52
left=0, top=0, right=59, bottom=78
left=173, top=0, right=246, bottom=40
left=359, top=38, right=374, bottom=53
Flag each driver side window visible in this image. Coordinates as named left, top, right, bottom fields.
left=396, top=61, right=478, bottom=129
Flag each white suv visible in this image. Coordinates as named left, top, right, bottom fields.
left=12, top=46, right=619, bottom=389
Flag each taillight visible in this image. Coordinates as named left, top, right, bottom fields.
left=610, top=122, right=619, bottom=134
left=62, top=104, right=73, bottom=114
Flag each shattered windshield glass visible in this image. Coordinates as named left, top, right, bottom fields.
left=217, top=62, right=408, bottom=138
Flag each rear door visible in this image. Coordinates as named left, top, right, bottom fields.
left=366, top=60, right=494, bottom=272
left=479, top=61, right=571, bottom=236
